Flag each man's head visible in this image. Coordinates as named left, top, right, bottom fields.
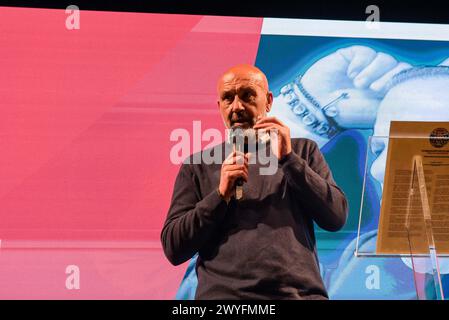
left=370, top=66, right=449, bottom=188
left=217, top=64, right=273, bottom=129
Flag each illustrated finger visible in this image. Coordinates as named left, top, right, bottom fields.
left=369, top=62, right=412, bottom=94
left=340, top=45, right=377, bottom=79
left=353, top=52, right=398, bottom=89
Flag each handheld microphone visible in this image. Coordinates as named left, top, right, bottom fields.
left=230, top=125, right=271, bottom=200
left=230, top=127, right=245, bottom=200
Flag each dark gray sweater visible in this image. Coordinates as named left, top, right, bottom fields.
left=161, top=138, right=348, bottom=299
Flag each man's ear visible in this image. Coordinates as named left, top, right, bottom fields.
left=265, top=92, right=273, bottom=113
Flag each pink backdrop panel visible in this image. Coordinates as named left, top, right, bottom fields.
left=0, top=7, right=262, bottom=298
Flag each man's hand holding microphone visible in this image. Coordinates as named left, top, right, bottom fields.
left=218, top=150, right=250, bottom=203
left=217, top=116, right=291, bottom=202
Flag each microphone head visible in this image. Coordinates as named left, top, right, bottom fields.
left=229, top=127, right=268, bottom=153
left=230, top=125, right=245, bottom=139
left=230, top=127, right=257, bottom=140
left=230, top=126, right=245, bottom=153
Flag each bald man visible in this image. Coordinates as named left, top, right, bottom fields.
left=161, top=64, right=348, bottom=299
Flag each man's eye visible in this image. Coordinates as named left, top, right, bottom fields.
left=241, top=92, right=253, bottom=101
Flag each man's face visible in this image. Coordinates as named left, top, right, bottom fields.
left=217, top=69, right=272, bottom=130
left=370, top=76, right=449, bottom=190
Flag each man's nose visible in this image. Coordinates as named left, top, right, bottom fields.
left=231, top=95, right=245, bottom=112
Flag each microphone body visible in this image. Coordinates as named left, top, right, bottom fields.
left=231, top=127, right=246, bottom=200
left=234, top=142, right=244, bottom=200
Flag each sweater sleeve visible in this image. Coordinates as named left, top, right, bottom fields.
left=279, top=140, right=349, bottom=231
left=161, top=163, right=229, bottom=265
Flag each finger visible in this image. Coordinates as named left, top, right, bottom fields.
left=224, top=151, right=247, bottom=164
left=253, top=125, right=283, bottom=140
left=236, top=167, right=249, bottom=179
left=253, top=122, right=281, bottom=128
left=253, top=123, right=282, bottom=132
left=255, top=116, right=286, bottom=127
left=353, top=52, right=398, bottom=89
left=224, top=157, right=245, bottom=166
left=223, top=164, right=248, bottom=174
left=225, top=163, right=248, bottom=173
left=228, top=170, right=248, bottom=183
left=227, top=169, right=248, bottom=179
left=338, top=45, right=377, bottom=80
left=369, top=62, right=412, bottom=94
